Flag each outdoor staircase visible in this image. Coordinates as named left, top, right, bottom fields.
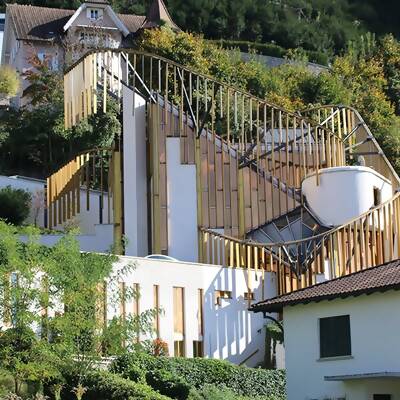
left=50, top=49, right=400, bottom=295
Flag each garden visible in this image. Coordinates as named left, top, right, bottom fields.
left=0, top=222, right=285, bottom=400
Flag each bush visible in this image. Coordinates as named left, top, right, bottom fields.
left=145, top=369, right=191, bottom=400
left=111, top=353, right=286, bottom=399
left=61, top=370, right=170, bottom=400
left=0, top=186, right=31, bottom=225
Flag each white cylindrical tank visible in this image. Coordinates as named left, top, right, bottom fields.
left=302, top=166, right=392, bottom=227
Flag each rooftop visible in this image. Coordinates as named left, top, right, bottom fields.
left=251, top=258, right=400, bottom=313
left=5, top=0, right=174, bottom=42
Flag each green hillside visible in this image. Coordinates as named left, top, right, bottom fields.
left=1, top=0, right=400, bottom=57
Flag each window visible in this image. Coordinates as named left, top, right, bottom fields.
left=153, top=285, right=160, bottom=337
left=319, top=315, right=351, bottom=358
left=244, top=291, right=255, bottom=301
left=87, top=8, right=102, bottom=20
left=174, top=340, right=185, bottom=357
left=193, top=341, right=204, bottom=357
left=173, top=287, right=185, bottom=356
left=215, top=290, right=232, bottom=306
left=373, top=187, right=381, bottom=206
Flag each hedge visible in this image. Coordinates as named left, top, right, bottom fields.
left=111, top=353, right=286, bottom=399
left=208, top=39, right=330, bottom=66
left=59, top=370, right=170, bottom=400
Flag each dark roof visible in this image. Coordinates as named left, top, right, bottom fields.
left=5, top=3, right=148, bottom=41
left=251, top=259, right=400, bottom=313
left=142, top=0, right=179, bottom=31
left=7, top=4, right=74, bottom=41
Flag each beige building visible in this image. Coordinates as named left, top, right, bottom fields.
left=1, top=0, right=178, bottom=106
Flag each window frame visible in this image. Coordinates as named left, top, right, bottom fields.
left=318, top=314, right=352, bottom=359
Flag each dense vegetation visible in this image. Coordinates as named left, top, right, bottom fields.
left=138, top=27, right=400, bottom=172
left=0, top=56, right=120, bottom=177
left=1, top=0, right=400, bottom=59
left=0, top=223, right=285, bottom=399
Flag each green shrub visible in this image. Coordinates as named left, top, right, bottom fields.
left=61, top=370, right=170, bottom=400
left=111, top=353, right=286, bottom=399
left=0, top=186, right=31, bottom=225
left=145, top=369, right=191, bottom=400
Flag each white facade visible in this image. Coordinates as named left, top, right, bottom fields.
left=284, top=290, right=400, bottom=400
left=111, top=256, right=278, bottom=366
left=122, top=88, right=148, bottom=257
left=302, top=166, right=393, bottom=226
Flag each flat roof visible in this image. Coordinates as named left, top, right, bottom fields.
left=325, top=372, right=400, bottom=381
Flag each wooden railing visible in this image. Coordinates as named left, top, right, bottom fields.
left=200, top=192, right=400, bottom=295
left=301, top=105, right=400, bottom=187
left=64, top=50, right=346, bottom=185
left=45, top=148, right=115, bottom=229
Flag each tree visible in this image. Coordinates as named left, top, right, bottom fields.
left=0, top=186, right=31, bottom=226
left=0, top=222, right=159, bottom=395
left=0, top=54, right=120, bottom=177
left=0, top=66, right=20, bottom=99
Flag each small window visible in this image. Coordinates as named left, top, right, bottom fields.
left=319, top=315, right=351, bottom=358
left=215, top=290, right=232, bottom=306
left=373, top=187, right=381, bottom=206
left=193, top=340, right=204, bottom=357
left=374, top=395, right=391, bottom=400
left=174, top=340, right=185, bottom=357
left=87, top=8, right=102, bottom=21
left=244, top=292, right=255, bottom=301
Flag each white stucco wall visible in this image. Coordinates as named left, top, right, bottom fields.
left=166, top=138, right=198, bottom=262
left=20, top=223, right=114, bottom=253
left=302, top=166, right=393, bottom=226
left=284, top=290, right=400, bottom=400
left=111, top=256, right=278, bottom=366
left=122, top=87, right=148, bottom=257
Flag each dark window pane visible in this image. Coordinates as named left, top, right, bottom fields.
left=320, top=315, right=351, bottom=358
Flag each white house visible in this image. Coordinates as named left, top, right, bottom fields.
left=251, top=259, right=400, bottom=400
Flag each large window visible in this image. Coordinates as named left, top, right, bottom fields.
left=319, top=315, right=351, bottom=358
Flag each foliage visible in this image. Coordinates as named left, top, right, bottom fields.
left=138, top=27, right=400, bottom=173
left=0, top=56, right=120, bottom=177
left=209, top=39, right=329, bottom=65
left=145, top=369, right=191, bottom=400
left=0, top=66, right=20, bottom=99
left=111, top=352, right=286, bottom=399
left=0, top=222, right=158, bottom=396
left=0, top=186, right=31, bottom=225
left=60, top=370, right=170, bottom=400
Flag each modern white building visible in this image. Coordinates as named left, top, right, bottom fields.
left=251, top=259, right=400, bottom=400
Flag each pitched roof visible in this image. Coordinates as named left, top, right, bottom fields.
left=7, top=4, right=74, bottom=41
left=251, top=259, right=400, bottom=313
left=142, top=0, right=179, bottom=31
left=5, top=3, right=148, bottom=41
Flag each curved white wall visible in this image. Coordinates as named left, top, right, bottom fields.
left=302, top=166, right=392, bottom=227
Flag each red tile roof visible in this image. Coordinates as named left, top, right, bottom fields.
left=251, top=259, right=400, bottom=313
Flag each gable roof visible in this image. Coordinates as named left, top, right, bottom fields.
left=251, top=258, right=400, bottom=313
left=142, top=0, right=179, bottom=31
left=7, top=4, right=74, bottom=41
left=62, top=3, right=130, bottom=37
left=5, top=3, right=149, bottom=41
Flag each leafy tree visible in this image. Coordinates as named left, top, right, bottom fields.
left=0, top=222, right=159, bottom=394
left=0, top=186, right=31, bottom=226
left=0, top=55, right=120, bottom=177
left=0, top=66, right=20, bottom=99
